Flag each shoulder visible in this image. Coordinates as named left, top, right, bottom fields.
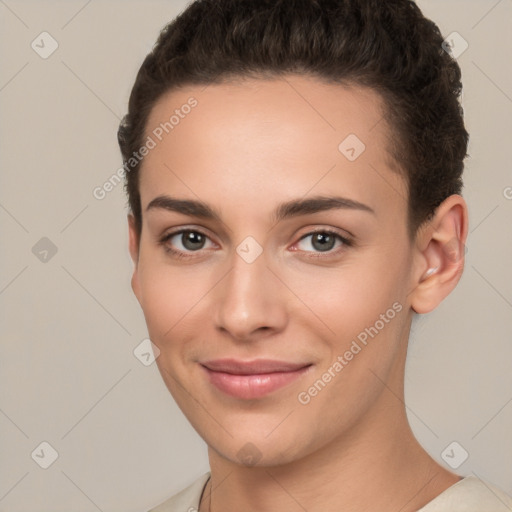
left=418, top=476, right=512, bottom=511
left=147, top=472, right=211, bottom=512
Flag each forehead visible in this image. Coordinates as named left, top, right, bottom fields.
left=139, top=75, right=406, bottom=225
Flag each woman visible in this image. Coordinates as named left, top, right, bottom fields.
left=118, top=0, right=512, bottom=510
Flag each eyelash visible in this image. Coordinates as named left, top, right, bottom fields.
left=158, top=228, right=353, bottom=260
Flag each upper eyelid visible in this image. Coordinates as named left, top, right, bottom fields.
left=161, top=226, right=216, bottom=244
left=297, top=227, right=352, bottom=241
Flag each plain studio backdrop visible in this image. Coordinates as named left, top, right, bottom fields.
left=1, top=1, right=511, bottom=511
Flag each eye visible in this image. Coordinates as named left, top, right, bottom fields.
left=159, top=229, right=215, bottom=258
left=159, top=227, right=352, bottom=260
left=293, top=229, right=352, bottom=257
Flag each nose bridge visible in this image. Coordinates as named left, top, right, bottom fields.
left=213, top=243, right=286, bottom=340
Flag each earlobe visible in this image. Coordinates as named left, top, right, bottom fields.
left=410, top=195, right=468, bottom=314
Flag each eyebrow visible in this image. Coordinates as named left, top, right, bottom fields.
left=145, top=194, right=375, bottom=224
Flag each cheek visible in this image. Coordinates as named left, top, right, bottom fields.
left=285, top=256, right=405, bottom=341
left=136, top=258, right=205, bottom=343
left=283, top=254, right=409, bottom=412
left=290, top=266, right=407, bottom=442
left=137, top=263, right=207, bottom=399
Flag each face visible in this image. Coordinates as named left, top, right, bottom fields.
left=129, top=75, right=417, bottom=467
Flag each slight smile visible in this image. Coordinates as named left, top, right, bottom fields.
left=200, top=359, right=313, bottom=400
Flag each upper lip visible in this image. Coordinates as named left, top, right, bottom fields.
left=201, top=359, right=311, bottom=375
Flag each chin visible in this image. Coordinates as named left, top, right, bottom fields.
left=211, top=437, right=302, bottom=468
left=199, top=415, right=323, bottom=468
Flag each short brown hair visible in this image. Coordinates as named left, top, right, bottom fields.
left=118, top=0, right=469, bottom=238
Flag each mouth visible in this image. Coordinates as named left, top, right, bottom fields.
left=200, top=358, right=313, bottom=399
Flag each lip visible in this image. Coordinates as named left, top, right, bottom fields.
left=200, top=358, right=312, bottom=399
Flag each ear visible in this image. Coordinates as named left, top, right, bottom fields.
left=127, top=213, right=142, bottom=304
left=409, top=194, right=468, bottom=314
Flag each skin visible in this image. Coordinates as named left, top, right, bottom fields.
left=128, top=75, right=468, bottom=512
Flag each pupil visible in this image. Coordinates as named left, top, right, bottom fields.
left=183, top=231, right=204, bottom=250
left=313, top=233, right=334, bottom=252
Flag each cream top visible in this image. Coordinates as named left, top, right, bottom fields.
left=147, top=472, right=512, bottom=512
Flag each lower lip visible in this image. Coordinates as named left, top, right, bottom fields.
left=202, top=366, right=311, bottom=399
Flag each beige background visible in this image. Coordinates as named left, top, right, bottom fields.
left=1, top=1, right=511, bottom=510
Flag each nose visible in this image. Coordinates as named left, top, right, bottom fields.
left=212, top=247, right=288, bottom=343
